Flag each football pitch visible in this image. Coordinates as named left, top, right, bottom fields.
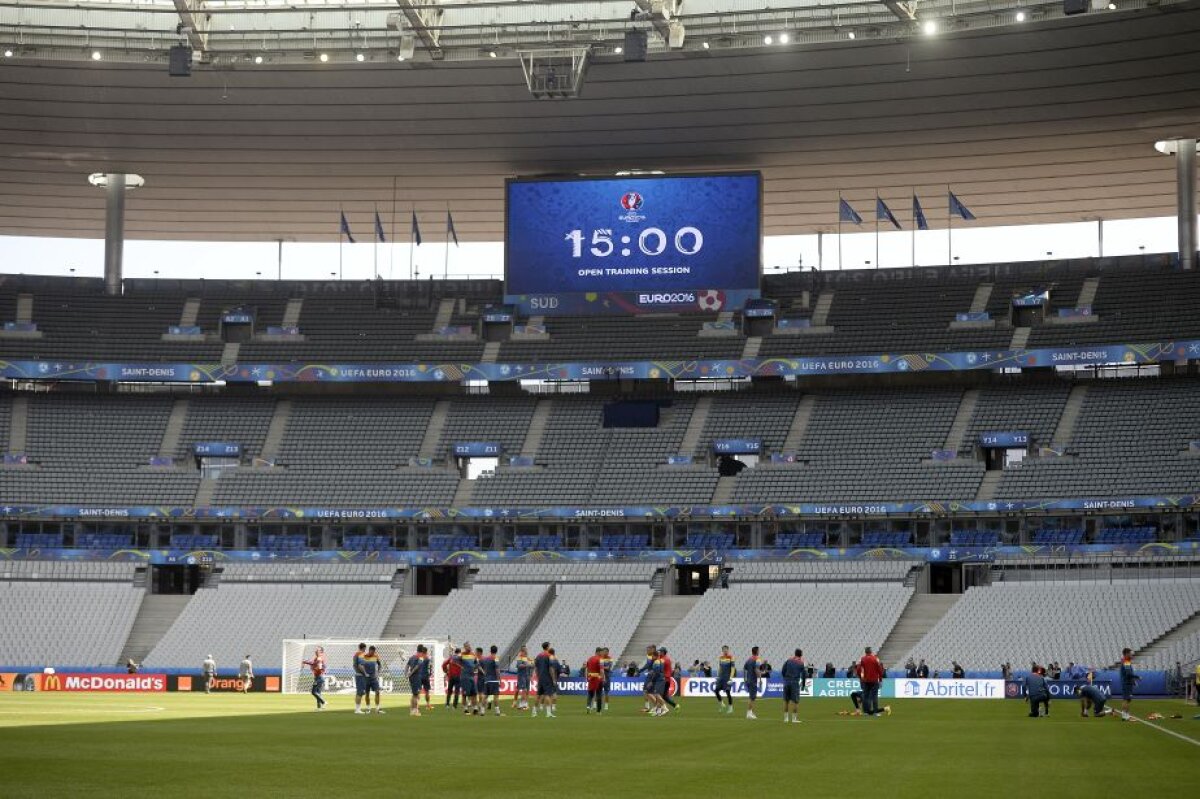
left=0, top=693, right=1197, bottom=798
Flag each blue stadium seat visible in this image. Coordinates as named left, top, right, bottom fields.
left=342, top=535, right=392, bottom=550
left=775, top=532, right=824, bottom=548
left=513, top=535, right=562, bottom=551
left=75, top=533, right=134, bottom=549
left=600, top=534, right=650, bottom=550
left=1031, top=528, right=1085, bottom=546
left=169, top=533, right=219, bottom=549
left=429, top=534, right=478, bottom=550
left=259, top=534, right=306, bottom=553
left=861, top=531, right=912, bottom=548
left=949, top=530, right=1001, bottom=547
left=1094, top=527, right=1156, bottom=545
left=15, top=532, right=65, bottom=548
left=685, top=533, right=735, bottom=549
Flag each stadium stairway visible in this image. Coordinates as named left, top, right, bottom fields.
left=811, top=292, right=835, bottom=327
left=520, top=399, right=553, bottom=458
left=451, top=478, right=474, bottom=506
left=8, top=394, right=28, bottom=453
left=220, top=342, right=240, bottom=366
left=16, top=292, right=33, bottom=323
left=975, top=471, right=1003, bottom=501
left=158, top=398, right=189, bottom=457
left=259, top=399, right=292, bottom=461
left=678, top=395, right=712, bottom=457
left=879, top=592, right=960, bottom=669
left=782, top=394, right=816, bottom=452
left=281, top=298, right=304, bottom=328
left=711, top=475, right=737, bottom=505
left=619, top=595, right=700, bottom=665
left=1120, top=608, right=1200, bottom=669
left=381, top=596, right=446, bottom=639
left=944, top=389, right=980, bottom=452
left=481, top=341, right=501, bottom=362
left=1009, top=326, right=1031, bottom=350
left=433, top=298, right=456, bottom=330
left=179, top=298, right=201, bottom=327
left=194, top=477, right=218, bottom=506
left=1051, top=384, right=1089, bottom=448
left=1075, top=276, right=1101, bottom=309
left=969, top=283, right=994, bottom=315
left=741, top=336, right=761, bottom=359
left=118, top=593, right=193, bottom=666
left=418, top=399, right=451, bottom=460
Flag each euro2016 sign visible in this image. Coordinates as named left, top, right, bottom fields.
left=505, top=172, right=762, bottom=315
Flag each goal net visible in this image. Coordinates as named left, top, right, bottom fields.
left=282, top=638, right=447, bottom=696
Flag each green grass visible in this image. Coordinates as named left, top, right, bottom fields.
left=0, top=693, right=1198, bottom=798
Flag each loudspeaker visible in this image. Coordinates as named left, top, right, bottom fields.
left=623, top=30, right=648, bottom=62
left=1063, top=0, right=1089, bottom=15
left=168, top=45, right=192, bottom=77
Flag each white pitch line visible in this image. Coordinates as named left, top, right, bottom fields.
left=1128, top=714, right=1200, bottom=747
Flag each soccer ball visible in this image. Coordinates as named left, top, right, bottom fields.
left=697, top=290, right=725, bottom=311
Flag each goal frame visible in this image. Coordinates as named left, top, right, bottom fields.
left=282, top=638, right=447, bottom=697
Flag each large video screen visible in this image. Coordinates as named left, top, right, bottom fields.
left=505, top=172, right=761, bottom=315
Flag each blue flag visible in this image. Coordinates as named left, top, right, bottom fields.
left=913, top=195, right=929, bottom=231
left=447, top=210, right=459, bottom=247
left=374, top=210, right=386, bottom=243
left=339, top=211, right=355, bottom=244
left=876, top=197, right=901, bottom=230
left=411, top=211, right=422, bottom=246
left=948, top=191, right=976, bottom=221
left=838, top=198, right=863, bottom=225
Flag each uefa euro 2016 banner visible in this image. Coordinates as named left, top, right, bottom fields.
left=2, top=339, right=1196, bottom=385
left=504, top=173, right=763, bottom=315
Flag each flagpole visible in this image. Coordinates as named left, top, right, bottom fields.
left=409, top=207, right=416, bottom=281
left=947, top=185, right=952, bottom=267
left=837, top=192, right=843, bottom=270
left=373, top=205, right=378, bottom=280
left=338, top=207, right=344, bottom=281
left=444, top=206, right=450, bottom=280
left=874, top=194, right=880, bottom=270
left=389, top=176, right=398, bottom=280
left=911, top=188, right=916, bottom=268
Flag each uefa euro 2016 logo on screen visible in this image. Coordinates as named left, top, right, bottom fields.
left=620, top=192, right=643, bottom=211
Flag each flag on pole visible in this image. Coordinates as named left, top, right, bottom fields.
left=447, top=210, right=459, bottom=247
left=838, top=198, right=863, bottom=224
left=411, top=211, right=422, bottom=246
left=374, top=210, right=386, bottom=243
left=876, top=197, right=901, bottom=230
left=339, top=211, right=355, bottom=244
left=948, top=191, right=977, bottom=221
left=913, top=195, right=930, bottom=231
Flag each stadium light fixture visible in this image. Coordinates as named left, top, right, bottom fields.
left=779, top=33, right=790, bottom=44
left=356, top=53, right=365, bottom=62
left=254, top=55, right=263, bottom=64
left=396, top=53, right=406, bottom=61
left=489, top=49, right=497, bottom=58
left=1107, top=1, right=1116, bottom=7
left=91, top=50, right=102, bottom=60
left=2, top=48, right=12, bottom=58
left=763, top=35, right=773, bottom=45
left=701, top=40, right=710, bottom=49
left=922, top=20, right=938, bottom=35
left=319, top=52, right=329, bottom=62
left=1016, top=11, right=1027, bottom=21
left=614, top=45, right=623, bottom=54
left=847, top=31, right=856, bottom=39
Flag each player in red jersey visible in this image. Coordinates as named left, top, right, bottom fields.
left=444, top=647, right=463, bottom=709
left=658, top=647, right=678, bottom=714
left=585, top=647, right=605, bottom=714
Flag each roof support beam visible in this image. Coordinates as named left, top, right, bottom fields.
left=172, top=0, right=210, bottom=54
left=396, top=0, right=445, bottom=60
left=882, top=0, right=919, bottom=21
left=632, top=0, right=678, bottom=47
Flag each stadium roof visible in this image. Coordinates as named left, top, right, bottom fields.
left=0, top=0, right=1197, bottom=242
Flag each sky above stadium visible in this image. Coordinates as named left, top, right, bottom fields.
left=0, top=215, right=1182, bottom=282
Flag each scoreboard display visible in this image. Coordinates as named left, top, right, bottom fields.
left=504, top=172, right=762, bottom=315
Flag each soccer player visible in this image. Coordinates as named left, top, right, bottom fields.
left=239, top=654, right=254, bottom=694
left=639, top=645, right=659, bottom=713
left=301, top=646, right=327, bottom=710
left=444, top=647, right=463, bottom=709
left=600, top=647, right=614, bottom=711
left=482, top=645, right=503, bottom=716
left=353, top=642, right=368, bottom=714
left=406, top=644, right=428, bottom=716
left=362, top=645, right=385, bottom=714
left=532, top=641, right=557, bottom=718
left=1025, top=665, right=1050, bottom=718
left=513, top=646, right=533, bottom=711
left=201, top=654, right=216, bottom=694
left=1077, top=683, right=1113, bottom=718
left=782, top=649, right=805, bottom=724
left=458, top=642, right=479, bottom=716
left=420, top=661, right=434, bottom=713
left=743, top=646, right=763, bottom=720
left=714, top=645, right=736, bottom=714
left=1118, top=648, right=1140, bottom=720
left=474, top=646, right=486, bottom=713
left=657, top=647, right=678, bottom=714
left=585, top=647, right=605, bottom=714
